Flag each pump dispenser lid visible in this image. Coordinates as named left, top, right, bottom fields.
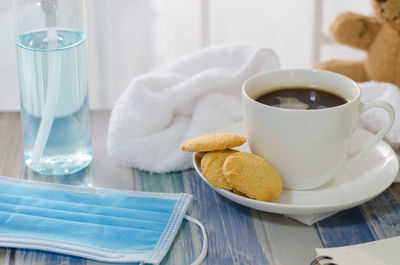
left=41, top=0, right=58, bottom=27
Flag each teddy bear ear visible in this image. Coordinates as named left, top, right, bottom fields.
left=372, top=0, right=400, bottom=31
left=371, top=0, right=385, bottom=19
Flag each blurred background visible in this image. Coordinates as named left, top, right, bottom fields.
left=0, top=0, right=371, bottom=110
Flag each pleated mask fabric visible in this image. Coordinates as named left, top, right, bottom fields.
left=0, top=176, right=193, bottom=264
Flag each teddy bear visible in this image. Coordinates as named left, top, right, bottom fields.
left=314, top=0, right=400, bottom=88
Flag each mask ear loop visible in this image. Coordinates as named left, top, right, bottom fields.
left=185, top=215, right=208, bottom=265
left=139, top=215, right=208, bottom=265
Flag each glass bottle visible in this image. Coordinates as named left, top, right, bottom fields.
left=14, top=0, right=92, bottom=175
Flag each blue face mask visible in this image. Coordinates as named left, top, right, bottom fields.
left=0, top=176, right=207, bottom=264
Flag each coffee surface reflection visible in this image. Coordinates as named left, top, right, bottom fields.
left=254, top=87, right=348, bottom=110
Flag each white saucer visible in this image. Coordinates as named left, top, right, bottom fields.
left=193, top=122, right=399, bottom=215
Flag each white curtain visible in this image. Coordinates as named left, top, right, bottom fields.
left=0, top=0, right=371, bottom=110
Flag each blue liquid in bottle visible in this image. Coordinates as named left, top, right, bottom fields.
left=16, top=30, right=92, bottom=175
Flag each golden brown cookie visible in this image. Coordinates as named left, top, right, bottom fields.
left=181, top=133, right=246, bottom=152
left=222, top=152, right=282, bottom=202
left=200, top=149, right=238, bottom=190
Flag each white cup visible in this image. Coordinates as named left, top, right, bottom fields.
left=242, top=69, right=395, bottom=190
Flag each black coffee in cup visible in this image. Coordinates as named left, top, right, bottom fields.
left=254, top=87, right=348, bottom=110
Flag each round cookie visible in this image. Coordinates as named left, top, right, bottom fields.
left=222, top=152, right=282, bottom=202
left=201, top=149, right=238, bottom=190
left=181, top=133, right=246, bottom=152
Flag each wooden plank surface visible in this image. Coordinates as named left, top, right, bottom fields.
left=0, top=112, right=23, bottom=178
left=361, top=189, right=400, bottom=239
left=252, top=212, right=323, bottom=265
left=316, top=207, right=377, bottom=248
left=0, top=111, right=399, bottom=265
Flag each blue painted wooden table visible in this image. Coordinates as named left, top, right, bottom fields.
left=0, top=111, right=399, bottom=265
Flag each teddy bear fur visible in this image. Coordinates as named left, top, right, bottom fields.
left=314, top=0, right=400, bottom=88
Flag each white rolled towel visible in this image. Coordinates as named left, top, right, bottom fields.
left=107, top=44, right=280, bottom=172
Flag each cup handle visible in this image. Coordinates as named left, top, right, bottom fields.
left=348, top=100, right=395, bottom=162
